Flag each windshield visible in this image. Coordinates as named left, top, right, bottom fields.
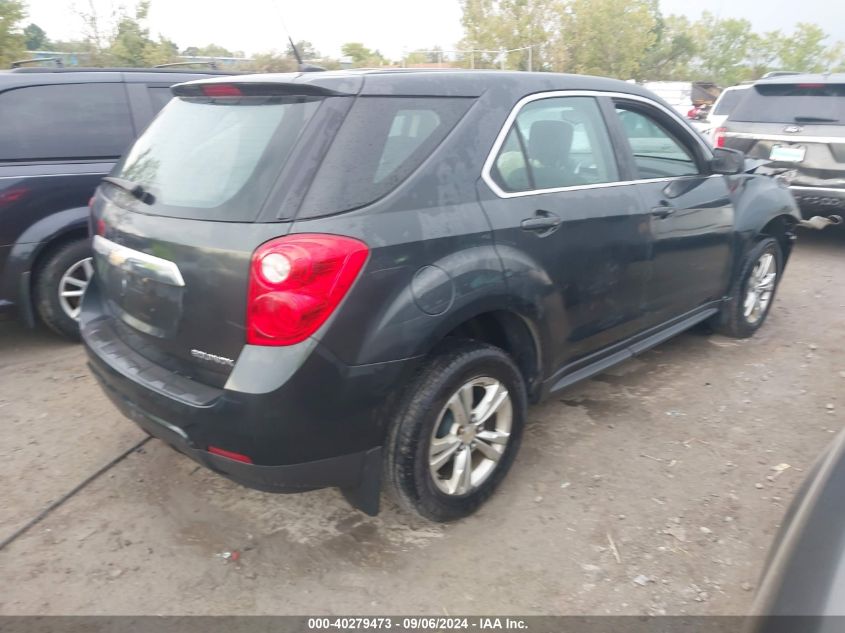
left=730, top=83, right=845, bottom=124
left=110, top=95, right=322, bottom=221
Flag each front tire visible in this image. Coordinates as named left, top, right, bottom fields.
left=34, top=239, right=93, bottom=341
left=385, top=340, right=527, bottom=522
left=711, top=236, right=782, bottom=339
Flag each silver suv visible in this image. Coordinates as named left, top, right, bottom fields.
left=722, top=74, right=845, bottom=218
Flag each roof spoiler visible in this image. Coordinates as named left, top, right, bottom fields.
left=172, top=81, right=346, bottom=98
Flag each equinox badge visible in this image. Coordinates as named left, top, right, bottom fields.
left=190, top=349, right=235, bottom=368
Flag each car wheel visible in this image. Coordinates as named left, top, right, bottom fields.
left=711, top=236, right=782, bottom=339
left=34, top=239, right=93, bottom=341
left=385, top=340, right=526, bottom=522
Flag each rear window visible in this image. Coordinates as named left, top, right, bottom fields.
left=297, top=96, right=473, bottom=217
left=730, top=83, right=845, bottom=124
left=111, top=95, right=321, bottom=221
left=712, top=88, right=748, bottom=115
left=0, top=83, right=133, bottom=161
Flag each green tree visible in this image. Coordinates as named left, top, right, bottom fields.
left=107, top=1, right=179, bottom=67
left=746, top=30, right=782, bottom=79
left=244, top=51, right=296, bottom=73
left=641, top=13, right=697, bottom=80
left=23, top=23, right=48, bottom=50
left=778, top=23, right=831, bottom=72
left=560, top=0, right=658, bottom=78
left=340, top=42, right=386, bottom=67
left=459, top=0, right=559, bottom=70
left=691, top=13, right=754, bottom=85
left=286, top=39, right=319, bottom=61
left=182, top=43, right=243, bottom=58
left=0, top=0, right=26, bottom=67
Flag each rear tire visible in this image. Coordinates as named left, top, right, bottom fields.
left=34, top=239, right=92, bottom=341
left=385, top=340, right=527, bottom=522
left=711, top=236, right=782, bottom=339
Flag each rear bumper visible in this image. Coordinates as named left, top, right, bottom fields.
left=88, top=353, right=377, bottom=493
left=81, top=281, right=418, bottom=514
left=790, top=186, right=845, bottom=217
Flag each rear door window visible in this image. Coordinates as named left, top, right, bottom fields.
left=111, top=95, right=322, bottom=221
left=297, top=96, right=473, bottom=216
left=0, top=83, right=134, bottom=161
left=730, top=83, right=845, bottom=124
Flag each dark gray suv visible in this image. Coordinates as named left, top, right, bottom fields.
left=721, top=74, right=845, bottom=218
left=81, top=70, right=800, bottom=521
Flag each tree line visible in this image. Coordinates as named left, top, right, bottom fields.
left=458, top=0, right=845, bottom=85
left=2, top=0, right=844, bottom=86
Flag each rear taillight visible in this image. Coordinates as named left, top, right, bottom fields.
left=246, top=234, right=369, bottom=346
left=714, top=127, right=727, bottom=148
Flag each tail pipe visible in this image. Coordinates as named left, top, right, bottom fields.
left=796, top=215, right=843, bottom=231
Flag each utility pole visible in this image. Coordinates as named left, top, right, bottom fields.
left=528, top=46, right=532, bottom=72
left=500, top=48, right=505, bottom=70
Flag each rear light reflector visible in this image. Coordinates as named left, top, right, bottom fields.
left=714, top=127, right=726, bottom=148
left=246, top=234, right=369, bottom=346
left=207, top=445, right=253, bottom=464
left=201, top=84, right=243, bottom=97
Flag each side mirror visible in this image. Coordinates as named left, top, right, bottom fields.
left=710, top=147, right=745, bottom=175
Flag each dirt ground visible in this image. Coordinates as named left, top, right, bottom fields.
left=0, top=230, right=843, bottom=616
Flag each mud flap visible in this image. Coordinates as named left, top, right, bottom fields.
left=341, top=446, right=383, bottom=516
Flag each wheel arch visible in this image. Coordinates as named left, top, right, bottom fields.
left=3, top=206, right=89, bottom=327
left=424, top=306, right=544, bottom=402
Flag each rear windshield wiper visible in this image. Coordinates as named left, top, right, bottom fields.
left=101, top=176, right=155, bottom=205
left=794, top=115, right=839, bottom=123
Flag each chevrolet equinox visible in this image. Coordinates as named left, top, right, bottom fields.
left=81, top=70, right=801, bottom=521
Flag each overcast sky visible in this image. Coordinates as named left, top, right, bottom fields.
left=23, top=0, right=845, bottom=60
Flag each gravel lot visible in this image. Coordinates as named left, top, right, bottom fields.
left=0, top=229, right=843, bottom=616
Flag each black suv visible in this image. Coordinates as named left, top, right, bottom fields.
left=721, top=73, right=845, bottom=218
left=0, top=67, right=232, bottom=338
left=81, top=70, right=800, bottom=521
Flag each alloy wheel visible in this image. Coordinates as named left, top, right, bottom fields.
left=58, top=257, right=94, bottom=321
left=428, top=377, right=513, bottom=496
left=743, top=251, right=777, bottom=325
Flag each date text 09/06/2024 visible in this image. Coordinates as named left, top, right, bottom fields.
left=306, top=617, right=529, bottom=630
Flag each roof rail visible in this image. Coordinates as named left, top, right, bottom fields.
left=154, top=60, right=219, bottom=70
left=10, top=57, right=64, bottom=69
left=761, top=71, right=801, bottom=78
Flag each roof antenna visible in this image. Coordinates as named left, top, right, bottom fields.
left=287, top=35, right=324, bottom=73
left=272, top=1, right=325, bottom=73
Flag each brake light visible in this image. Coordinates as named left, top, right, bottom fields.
left=201, top=84, right=242, bottom=97
left=246, top=234, right=369, bottom=346
left=714, top=127, right=727, bottom=148
left=207, top=445, right=253, bottom=464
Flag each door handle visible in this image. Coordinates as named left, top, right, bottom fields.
left=650, top=206, right=676, bottom=219
left=521, top=210, right=562, bottom=234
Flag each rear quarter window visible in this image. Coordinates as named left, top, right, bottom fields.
left=712, top=88, right=748, bottom=115
left=297, top=96, right=473, bottom=217
left=0, top=83, right=134, bottom=161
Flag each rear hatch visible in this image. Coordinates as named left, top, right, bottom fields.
left=89, top=79, right=353, bottom=387
left=724, top=80, right=845, bottom=191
